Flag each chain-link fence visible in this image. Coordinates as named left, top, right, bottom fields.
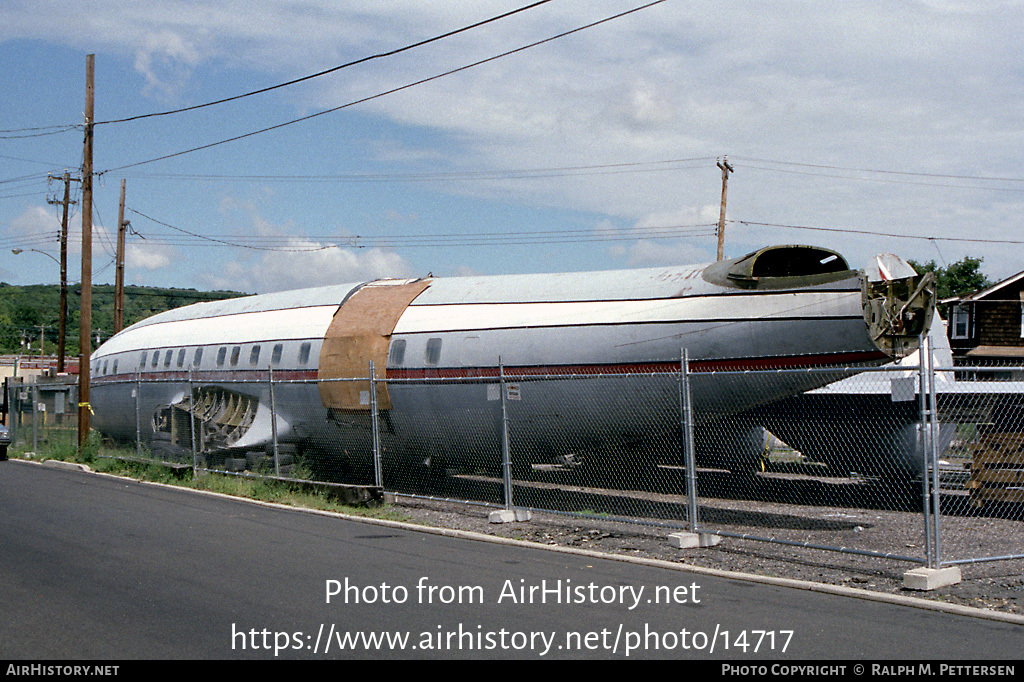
left=932, top=362, right=1024, bottom=567
left=8, top=343, right=1023, bottom=570
left=5, top=379, right=79, bottom=456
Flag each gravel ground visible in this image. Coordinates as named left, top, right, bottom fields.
left=385, top=470, right=1024, bottom=617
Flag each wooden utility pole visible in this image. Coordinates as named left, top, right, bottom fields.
left=79, top=54, right=94, bottom=452
left=114, top=179, right=126, bottom=334
left=716, top=157, right=734, bottom=262
left=46, top=171, right=77, bottom=373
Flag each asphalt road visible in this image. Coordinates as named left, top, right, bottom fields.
left=1, top=460, right=1020, bottom=660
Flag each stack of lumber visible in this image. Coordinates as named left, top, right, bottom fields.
left=966, top=431, right=1024, bottom=506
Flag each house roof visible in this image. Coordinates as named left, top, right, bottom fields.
left=939, top=269, right=1024, bottom=305
left=966, top=345, right=1024, bottom=359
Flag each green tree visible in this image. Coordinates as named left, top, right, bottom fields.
left=908, top=256, right=992, bottom=301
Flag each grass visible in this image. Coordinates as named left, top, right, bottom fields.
left=10, top=429, right=411, bottom=523
left=575, top=508, right=611, bottom=518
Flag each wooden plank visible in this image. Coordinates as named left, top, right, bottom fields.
left=318, top=280, right=431, bottom=411
left=981, top=432, right=1024, bottom=446
left=972, top=449, right=1024, bottom=465
left=970, top=488, right=1024, bottom=504
left=969, top=469, right=1024, bottom=485
left=967, top=430, right=1024, bottom=504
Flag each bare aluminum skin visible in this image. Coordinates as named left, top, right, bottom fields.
left=89, top=245, right=935, bottom=476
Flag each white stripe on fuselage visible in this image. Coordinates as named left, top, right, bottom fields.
left=94, top=290, right=861, bottom=359
left=394, top=291, right=861, bottom=334
left=94, top=305, right=340, bottom=357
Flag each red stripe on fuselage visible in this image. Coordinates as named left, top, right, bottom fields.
left=91, top=349, right=889, bottom=384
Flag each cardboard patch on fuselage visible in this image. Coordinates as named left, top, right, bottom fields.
left=318, top=279, right=430, bottom=410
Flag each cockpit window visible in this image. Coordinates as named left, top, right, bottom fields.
left=703, top=245, right=854, bottom=290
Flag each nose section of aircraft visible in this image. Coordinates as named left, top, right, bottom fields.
left=862, top=254, right=937, bottom=359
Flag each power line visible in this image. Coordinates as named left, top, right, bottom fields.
left=732, top=220, right=1024, bottom=246
left=0, top=153, right=75, bottom=167
left=126, top=207, right=715, bottom=249
left=738, top=163, right=1024, bottom=193
left=127, top=207, right=335, bottom=252
left=122, top=157, right=714, bottom=183
left=0, top=189, right=52, bottom=201
left=0, top=124, right=80, bottom=139
left=731, top=156, right=1024, bottom=185
left=0, top=172, right=55, bottom=186
left=94, top=0, right=556, bottom=126
left=98, top=0, right=667, bottom=175
left=2, top=2, right=555, bottom=138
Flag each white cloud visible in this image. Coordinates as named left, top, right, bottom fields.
left=10, top=206, right=56, bottom=241
left=5, top=1, right=1024, bottom=281
left=622, top=240, right=712, bottom=268
left=199, top=240, right=414, bottom=293
left=194, top=204, right=415, bottom=292
left=134, top=31, right=200, bottom=98
left=126, top=242, right=176, bottom=271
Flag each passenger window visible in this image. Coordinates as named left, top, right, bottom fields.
left=389, top=339, right=407, bottom=366
left=249, top=345, right=261, bottom=366
left=193, top=348, right=203, bottom=367
left=112, top=360, right=118, bottom=375
left=462, top=336, right=480, bottom=367
left=140, top=351, right=148, bottom=368
left=298, top=342, right=311, bottom=365
left=151, top=351, right=159, bottom=368
left=177, top=348, right=186, bottom=368
left=102, top=360, right=108, bottom=375
left=230, top=346, right=240, bottom=367
left=425, top=338, right=443, bottom=366
left=164, top=349, right=173, bottom=367
left=217, top=347, right=227, bottom=367
left=271, top=344, right=283, bottom=365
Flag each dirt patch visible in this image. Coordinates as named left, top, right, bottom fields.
left=388, top=480, right=1024, bottom=617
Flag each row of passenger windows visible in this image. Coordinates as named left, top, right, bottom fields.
left=388, top=338, right=444, bottom=366
left=94, top=342, right=313, bottom=376
left=139, top=342, right=312, bottom=369
left=99, top=337, right=452, bottom=376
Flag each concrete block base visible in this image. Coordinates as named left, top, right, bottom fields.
left=42, top=460, right=92, bottom=473
left=668, top=532, right=721, bottom=549
left=489, top=509, right=533, bottom=524
left=902, top=566, right=962, bottom=591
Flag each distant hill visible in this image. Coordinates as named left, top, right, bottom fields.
left=0, top=282, right=247, bottom=355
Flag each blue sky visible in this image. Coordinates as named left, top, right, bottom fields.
left=3, top=1, right=1024, bottom=295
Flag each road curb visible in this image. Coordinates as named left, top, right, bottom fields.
left=15, top=458, right=1024, bottom=627
left=41, top=459, right=94, bottom=473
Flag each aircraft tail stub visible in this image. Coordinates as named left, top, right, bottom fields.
left=862, top=254, right=937, bottom=360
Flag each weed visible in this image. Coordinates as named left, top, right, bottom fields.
left=11, top=431, right=409, bottom=523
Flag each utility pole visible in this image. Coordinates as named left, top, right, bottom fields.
left=79, top=53, right=94, bottom=452
left=716, top=157, right=734, bottom=262
left=115, top=179, right=127, bottom=334
left=47, top=172, right=77, bottom=373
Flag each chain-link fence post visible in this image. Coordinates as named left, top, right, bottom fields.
left=188, top=367, right=197, bottom=476
left=369, top=361, right=382, bottom=489
left=7, top=384, right=15, bottom=447
left=135, top=370, right=142, bottom=459
left=269, top=366, right=280, bottom=476
left=679, top=349, right=700, bottom=532
left=32, top=383, right=39, bottom=453
left=925, top=335, right=943, bottom=567
left=499, top=359, right=513, bottom=511
left=918, top=334, right=935, bottom=568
